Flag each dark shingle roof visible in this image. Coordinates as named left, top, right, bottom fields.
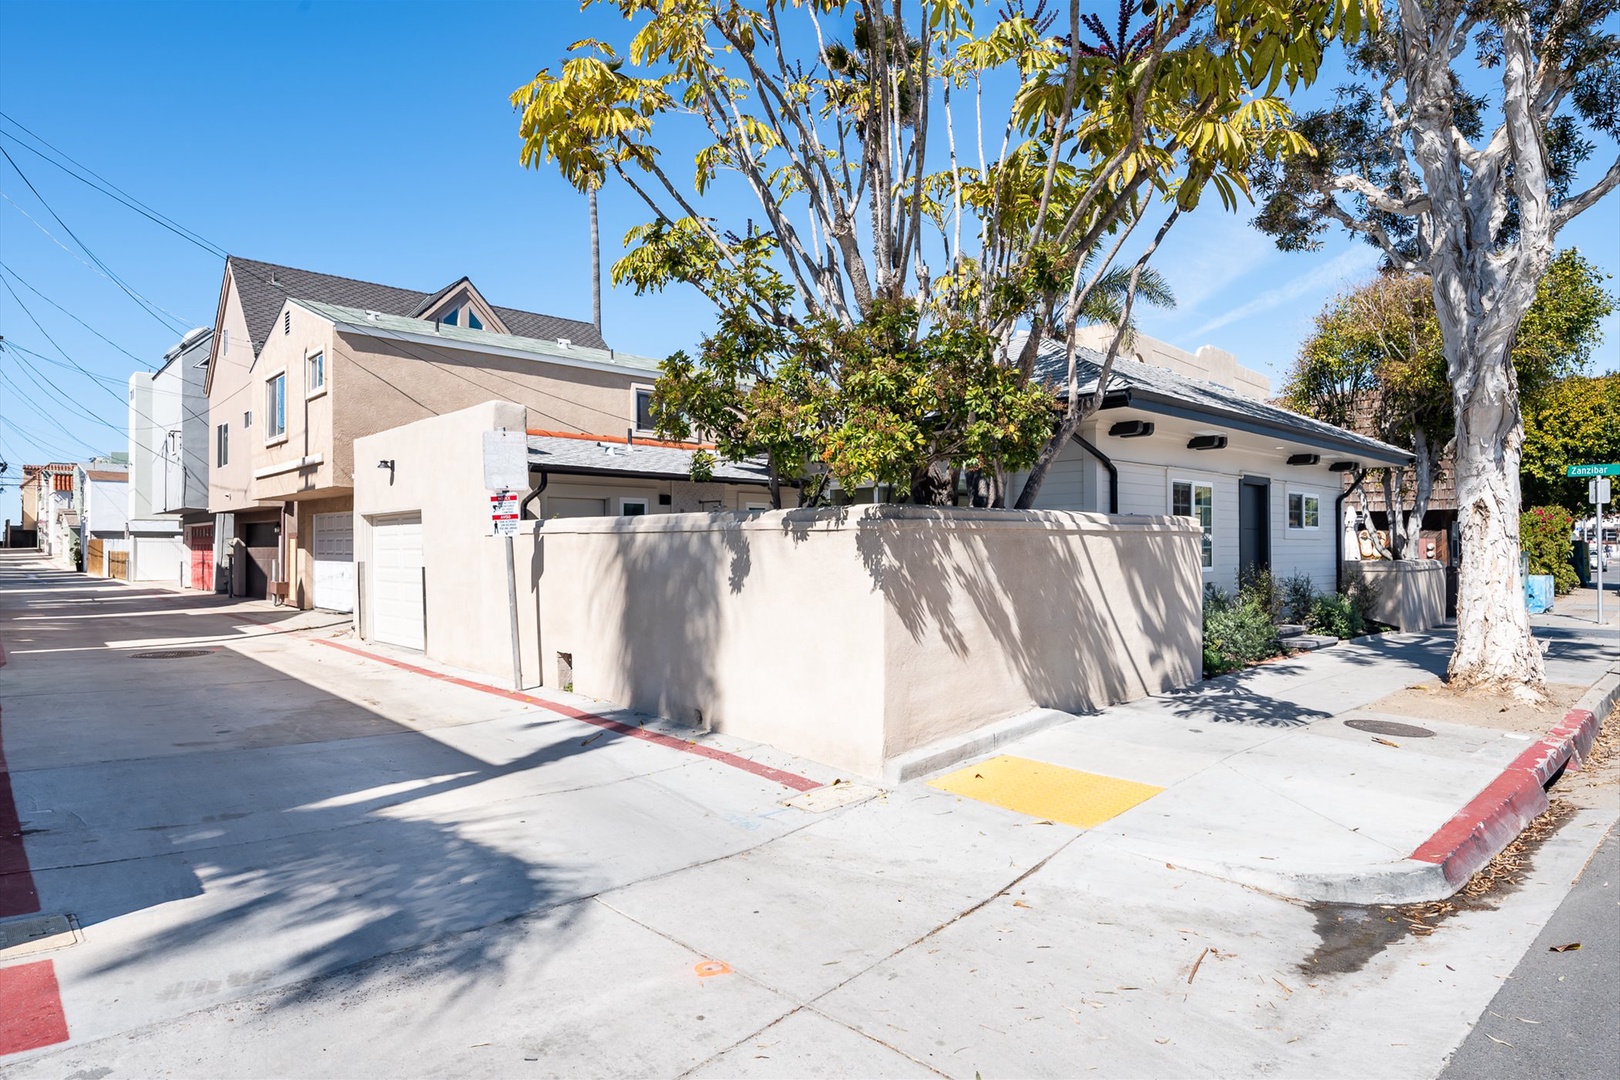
left=227, top=257, right=607, bottom=356
left=1030, top=337, right=1413, bottom=466
left=528, top=435, right=773, bottom=484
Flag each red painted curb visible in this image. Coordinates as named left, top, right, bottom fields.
left=1410, top=705, right=1602, bottom=889
left=312, top=638, right=821, bottom=793
left=0, top=703, right=41, bottom=919
left=0, top=960, right=70, bottom=1056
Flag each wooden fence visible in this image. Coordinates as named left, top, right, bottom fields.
left=87, top=538, right=104, bottom=576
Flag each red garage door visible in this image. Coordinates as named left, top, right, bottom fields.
left=187, top=524, right=214, bottom=591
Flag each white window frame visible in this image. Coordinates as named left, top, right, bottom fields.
left=265, top=372, right=287, bottom=444
left=633, top=385, right=656, bottom=433
left=216, top=423, right=229, bottom=467
left=618, top=497, right=650, bottom=517
left=306, top=349, right=326, bottom=397
left=1170, top=477, right=1215, bottom=572
left=1287, top=489, right=1322, bottom=531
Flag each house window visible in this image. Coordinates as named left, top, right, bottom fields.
left=1172, top=480, right=1214, bottom=569
left=619, top=498, right=649, bottom=517
left=216, top=423, right=229, bottom=467
left=635, top=388, right=655, bottom=431
left=266, top=374, right=286, bottom=439
left=1289, top=491, right=1321, bottom=530
left=467, top=310, right=482, bottom=330
left=307, top=350, right=325, bottom=393
left=443, top=307, right=458, bottom=327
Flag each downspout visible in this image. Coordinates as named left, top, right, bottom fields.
left=1335, top=470, right=1368, bottom=592
left=1071, top=433, right=1118, bottom=515
left=520, top=470, right=549, bottom=520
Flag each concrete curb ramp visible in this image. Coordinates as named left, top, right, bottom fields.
left=1196, top=673, right=1617, bottom=906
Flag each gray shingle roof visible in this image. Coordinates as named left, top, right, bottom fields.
left=527, top=435, right=773, bottom=485
left=1031, top=337, right=1413, bottom=465
left=227, top=257, right=607, bottom=357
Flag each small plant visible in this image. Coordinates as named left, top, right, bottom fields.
left=1307, top=592, right=1365, bottom=639
left=1520, top=505, right=1579, bottom=594
left=1203, top=585, right=1283, bottom=676
left=1341, top=565, right=1383, bottom=630
left=1277, top=572, right=1318, bottom=624
left=1237, top=566, right=1282, bottom=621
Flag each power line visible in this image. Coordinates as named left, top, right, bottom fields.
left=0, top=261, right=152, bottom=368
left=0, top=143, right=192, bottom=334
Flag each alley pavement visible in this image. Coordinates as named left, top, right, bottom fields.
left=1, top=552, right=1617, bottom=1078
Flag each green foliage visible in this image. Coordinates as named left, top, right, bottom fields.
left=1514, top=252, right=1616, bottom=404
left=1521, top=505, right=1580, bottom=595
left=1523, top=374, right=1620, bottom=512
left=1306, top=591, right=1364, bottom=638
left=1202, top=578, right=1284, bottom=676
left=1278, top=571, right=1318, bottom=624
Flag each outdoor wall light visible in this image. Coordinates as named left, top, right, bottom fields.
left=1287, top=453, right=1321, bottom=466
left=1329, top=460, right=1360, bottom=472
left=378, top=459, right=396, bottom=484
left=1187, top=435, right=1228, bottom=451
left=1108, top=420, right=1155, bottom=438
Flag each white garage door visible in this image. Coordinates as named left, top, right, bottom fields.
left=133, top=535, right=184, bottom=581
left=312, top=512, right=355, bottom=613
left=370, top=513, right=424, bottom=651
left=547, top=497, right=607, bottom=518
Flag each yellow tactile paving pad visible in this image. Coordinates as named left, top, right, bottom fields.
left=928, top=755, right=1164, bottom=829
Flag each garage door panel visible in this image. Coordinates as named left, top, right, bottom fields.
left=370, top=514, right=424, bottom=650
left=313, top=512, right=355, bottom=613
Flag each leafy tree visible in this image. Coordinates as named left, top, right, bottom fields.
left=1285, top=249, right=1612, bottom=557
left=514, top=0, right=1370, bottom=506
left=1251, top=0, right=1620, bottom=699
left=1523, top=374, right=1620, bottom=511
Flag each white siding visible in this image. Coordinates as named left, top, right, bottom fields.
left=1028, top=439, right=1095, bottom=511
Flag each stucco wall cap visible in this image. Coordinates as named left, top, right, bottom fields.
left=534, top=504, right=1202, bottom=538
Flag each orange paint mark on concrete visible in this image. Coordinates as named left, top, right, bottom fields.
left=694, top=960, right=732, bottom=978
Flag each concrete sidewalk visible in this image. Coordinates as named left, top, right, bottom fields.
left=925, top=602, right=1618, bottom=905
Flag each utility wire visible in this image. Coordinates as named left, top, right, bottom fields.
left=0, top=261, right=151, bottom=368
left=0, top=144, right=191, bottom=333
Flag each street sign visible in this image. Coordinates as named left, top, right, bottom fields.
left=1566, top=463, right=1620, bottom=478
left=483, top=430, right=529, bottom=492
left=1592, top=478, right=1612, bottom=504
left=490, top=490, right=521, bottom=536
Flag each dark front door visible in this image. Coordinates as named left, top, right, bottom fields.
left=241, top=521, right=280, bottom=600
left=1239, top=477, right=1270, bottom=583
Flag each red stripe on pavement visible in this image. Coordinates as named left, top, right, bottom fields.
left=0, top=704, right=41, bottom=919
left=0, top=961, right=70, bottom=1056
left=313, top=639, right=821, bottom=792
left=1410, top=706, right=1600, bottom=887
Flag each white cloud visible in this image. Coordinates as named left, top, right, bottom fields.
left=1187, top=245, right=1381, bottom=338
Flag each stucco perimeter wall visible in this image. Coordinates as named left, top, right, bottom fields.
left=1347, top=559, right=1447, bottom=633
left=536, top=507, right=1202, bottom=778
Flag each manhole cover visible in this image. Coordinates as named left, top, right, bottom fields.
left=130, top=649, right=213, bottom=660
left=0, top=914, right=81, bottom=959
left=1344, top=718, right=1435, bottom=738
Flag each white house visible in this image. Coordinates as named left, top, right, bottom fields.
left=127, top=328, right=212, bottom=585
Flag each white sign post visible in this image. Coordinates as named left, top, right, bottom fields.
left=485, top=429, right=529, bottom=690
left=1592, top=477, right=1611, bottom=628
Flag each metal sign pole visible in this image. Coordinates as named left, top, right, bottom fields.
left=505, top=529, right=522, bottom=690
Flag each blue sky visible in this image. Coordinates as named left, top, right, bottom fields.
left=1, top=1, right=1616, bottom=521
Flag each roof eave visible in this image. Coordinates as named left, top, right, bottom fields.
left=529, top=460, right=770, bottom=486
left=1125, top=390, right=1414, bottom=466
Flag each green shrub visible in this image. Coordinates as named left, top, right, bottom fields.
left=1520, top=505, right=1579, bottom=594
left=1277, top=572, right=1318, bottom=624
left=1203, top=586, right=1283, bottom=676
left=1307, top=592, right=1365, bottom=639
left=1237, top=566, right=1281, bottom=620
left=1340, top=564, right=1385, bottom=631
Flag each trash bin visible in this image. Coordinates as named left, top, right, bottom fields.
left=1574, top=540, right=1592, bottom=587
left=1526, top=574, right=1555, bottom=614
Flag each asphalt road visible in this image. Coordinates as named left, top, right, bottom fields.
left=1441, top=825, right=1619, bottom=1080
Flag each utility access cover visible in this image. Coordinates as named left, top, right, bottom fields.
left=131, top=649, right=213, bottom=660
left=0, top=914, right=81, bottom=960
left=1344, top=718, right=1435, bottom=739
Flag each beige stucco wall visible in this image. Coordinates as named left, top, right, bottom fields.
left=536, top=506, right=1202, bottom=778
left=206, top=273, right=282, bottom=515
left=1346, top=560, right=1447, bottom=633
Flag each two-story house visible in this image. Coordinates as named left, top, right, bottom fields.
left=205, top=257, right=663, bottom=612
left=127, top=327, right=214, bottom=584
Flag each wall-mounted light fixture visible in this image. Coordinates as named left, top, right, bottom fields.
left=1187, top=435, right=1228, bottom=451
left=1287, top=453, right=1321, bottom=466
left=1108, top=420, right=1155, bottom=438
left=378, top=459, right=396, bottom=484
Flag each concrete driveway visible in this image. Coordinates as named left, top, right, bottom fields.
left=1, top=551, right=1614, bottom=1078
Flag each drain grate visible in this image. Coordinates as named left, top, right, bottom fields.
left=130, top=649, right=214, bottom=660
left=1345, top=718, right=1435, bottom=738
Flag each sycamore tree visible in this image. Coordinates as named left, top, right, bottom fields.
left=1286, top=249, right=1612, bottom=558
left=513, top=0, right=1370, bottom=506
left=1251, top=0, right=1620, bottom=698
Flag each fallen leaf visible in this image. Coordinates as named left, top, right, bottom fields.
left=1013, top=900, right=1033, bottom=909
left=1514, top=1017, right=1542, bottom=1024
left=1155, top=1038, right=1171, bottom=1045
left=1549, top=942, right=1582, bottom=953
left=1485, top=1034, right=1513, bottom=1047
left=1373, top=737, right=1401, bottom=748
left=1188, top=947, right=1210, bottom=985
left=974, top=773, right=984, bottom=779
left=1274, top=978, right=1294, bottom=994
